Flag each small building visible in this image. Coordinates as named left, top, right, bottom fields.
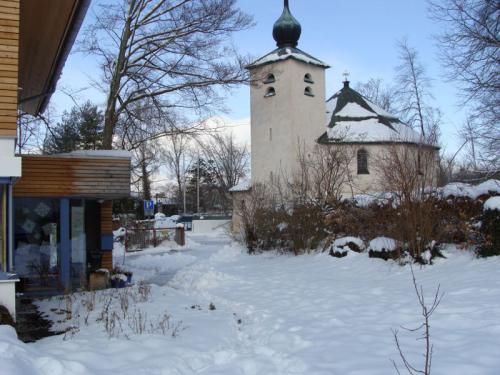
left=12, top=151, right=130, bottom=294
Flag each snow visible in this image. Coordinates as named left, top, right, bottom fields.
left=248, top=47, right=329, bottom=69
left=333, top=236, right=365, bottom=251
left=363, top=98, right=399, bottom=119
left=368, top=236, right=397, bottom=252
left=335, top=102, right=375, bottom=118
left=59, top=150, right=131, bottom=158
left=2, top=233, right=500, bottom=374
left=484, top=196, right=500, bottom=211
left=326, top=118, right=422, bottom=143
left=441, top=179, right=500, bottom=199
left=229, top=179, right=251, bottom=192
left=112, top=227, right=126, bottom=240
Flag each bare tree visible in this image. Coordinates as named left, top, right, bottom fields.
left=162, top=131, right=193, bottom=209
left=394, top=39, right=442, bottom=142
left=16, top=112, right=47, bottom=154
left=392, top=265, right=444, bottom=375
left=80, top=0, right=253, bottom=149
left=428, top=0, right=499, bottom=167
left=200, top=132, right=249, bottom=211
left=376, top=142, right=440, bottom=259
left=292, top=143, right=355, bottom=207
left=355, top=78, right=398, bottom=113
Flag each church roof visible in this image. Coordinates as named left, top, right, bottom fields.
left=318, top=82, right=437, bottom=147
left=247, top=1, right=329, bottom=70
left=246, top=47, right=330, bottom=69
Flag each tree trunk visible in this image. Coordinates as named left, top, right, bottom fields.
left=102, top=0, right=137, bottom=149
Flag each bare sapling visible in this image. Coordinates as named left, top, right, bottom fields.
left=392, top=265, right=444, bottom=375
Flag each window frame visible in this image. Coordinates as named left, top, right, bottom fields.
left=357, top=149, right=369, bottom=175
left=304, top=73, right=314, bottom=84
left=264, top=73, right=276, bottom=84
left=304, top=86, right=314, bottom=97
left=265, top=87, right=276, bottom=97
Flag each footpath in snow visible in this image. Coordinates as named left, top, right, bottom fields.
left=1, top=232, right=500, bottom=375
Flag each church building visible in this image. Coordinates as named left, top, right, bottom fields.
left=231, top=1, right=438, bottom=230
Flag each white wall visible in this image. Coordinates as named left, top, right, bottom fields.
left=0, top=138, right=21, bottom=177
left=0, top=278, right=18, bottom=321
left=192, top=219, right=231, bottom=233
left=250, top=59, right=326, bottom=184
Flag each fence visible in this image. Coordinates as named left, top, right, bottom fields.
left=124, top=225, right=185, bottom=252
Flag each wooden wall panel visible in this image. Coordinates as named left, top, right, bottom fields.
left=100, top=252, right=112, bottom=270
left=0, top=0, right=18, bottom=137
left=100, top=201, right=113, bottom=234
left=14, top=155, right=131, bottom=199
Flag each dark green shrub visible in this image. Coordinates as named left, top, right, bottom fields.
left=477, top=204, right=500, bottom=257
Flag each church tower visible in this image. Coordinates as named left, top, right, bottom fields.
left=246, top=0, right=329, bottom=184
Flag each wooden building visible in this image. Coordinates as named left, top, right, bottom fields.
left=12, top=152, right=130, bottom=294
left=0, top=1, right=132, bottom=295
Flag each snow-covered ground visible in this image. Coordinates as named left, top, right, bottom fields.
left=2, top=232, right=500, bottom=374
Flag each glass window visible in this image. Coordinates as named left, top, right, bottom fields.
left=357, top=149, right=369, bottom=174
left=14, top=198, right=60, bottom=292
left=304, top=73, right=314, bottom=83
left=265, top=87, right=276, bottom=97
left=304, top=86, right=314, bottom=97
left=264, top=74, right=276, bottom=84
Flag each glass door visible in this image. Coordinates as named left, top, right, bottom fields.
left=70, top=200, right=86, bottom=290
left=0, top=185, right=6, bottom=272
left=14, top=198, right=61, bottom=293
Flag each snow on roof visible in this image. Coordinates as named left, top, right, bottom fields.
left=336, top=102, right=375, bottom=118
left=326, top=119, right=422, bottom=143
left=59, top=150, right=132, bottom=158
left=247, top=47, right=329, bottom=69
left=229, top=179, right=251, bottom=193
left=484, top=196, right=500, bottom=211
left=320, top=83, right=431, bottom=146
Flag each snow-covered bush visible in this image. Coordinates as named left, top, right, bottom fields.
left=477, top=197, right=500, bottom=257
left=329, top=236, right=365, bottom=257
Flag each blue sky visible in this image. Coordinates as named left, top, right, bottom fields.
left=52, top=0, right=467, bottom=155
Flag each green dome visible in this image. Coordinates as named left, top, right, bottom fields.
left=272, top=0, right=301, bottom=48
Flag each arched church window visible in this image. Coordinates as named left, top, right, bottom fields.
left=304, top=86, right=314, bottom=97
left=357, top=149, right=369, bottom=175
left=264, top=73, right=276, bottom=84
left=304, top=73, right=314, bottom=83
left=265, top=87, right=276, bottom=97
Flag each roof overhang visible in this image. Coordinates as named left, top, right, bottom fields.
left=18, top=0, right=91, bottom=115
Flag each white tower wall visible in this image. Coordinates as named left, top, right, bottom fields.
left=249, top=59, right=326, bottom=184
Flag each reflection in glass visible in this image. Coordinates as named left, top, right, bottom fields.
left=14, top=198, right=60, bottom=292
left=71, top=200, right=86, bottom=289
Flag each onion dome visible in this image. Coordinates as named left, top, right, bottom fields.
left=272, top=0, right=301, bottom=48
